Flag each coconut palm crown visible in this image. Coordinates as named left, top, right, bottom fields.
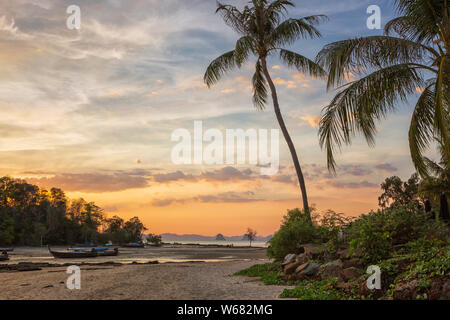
left=204, top=0, right=328, bottom=219
left=316, top=0, right=449, bottom=176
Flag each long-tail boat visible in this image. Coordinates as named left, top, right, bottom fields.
left=48, top=247, right=98, bottom=259
left=97, top=248, right=119, bottom=256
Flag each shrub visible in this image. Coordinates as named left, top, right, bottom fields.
left=267, top=208, right=324, bottom=260
left=345, top=205, right=449, bottom=263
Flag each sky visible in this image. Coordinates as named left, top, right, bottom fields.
left=0, top=0, right=431, bottom=236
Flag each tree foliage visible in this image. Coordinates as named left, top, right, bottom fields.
left=317, top=0, right=450, bottom=176
left=0, top=176, right=147, bottom=246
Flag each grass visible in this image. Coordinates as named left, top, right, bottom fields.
left=234, top=262, right=293, bottom=285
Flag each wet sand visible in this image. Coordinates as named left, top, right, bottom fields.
left=0, top=246, right=292, bottom=300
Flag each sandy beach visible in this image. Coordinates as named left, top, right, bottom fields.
left=0, top=246, right=292, bottom=300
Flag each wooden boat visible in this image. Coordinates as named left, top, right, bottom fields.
left=0, top=248, right=13, bottom=252
left=49, top=247, right=98, bottom=259
left=0, top=253, right=8, bottom=261
left=68, top=247, right=108, bottom=252
left=97, top=248, right=119, bottom=256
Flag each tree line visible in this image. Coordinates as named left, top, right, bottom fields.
left=0, top=176, right=147, bottom=246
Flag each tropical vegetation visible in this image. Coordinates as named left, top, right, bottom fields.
left=316, top=0, right=449, bottom=177
left=0, top=176, right=148, bottom=246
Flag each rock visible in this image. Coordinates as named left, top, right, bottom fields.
left=282, top=254, right=296, bottom=267
left=295, top=254, right=308, bottom=264
left=284, top=262, right=302, bottom=275
left=318, top=260, right=343, bottom=281
left=342, top=267, right=361, bottom=281
left=298, top=244, right=328, bottom=260
left=393, top=280, right=421, bottom=300
left=294, top=263, right=310, bottom=274
left=298, top=263, right=321, bottom=277
left=343, top=258, right=364, bottom=269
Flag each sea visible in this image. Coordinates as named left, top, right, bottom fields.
left=164, top=240, right=269, bottom=248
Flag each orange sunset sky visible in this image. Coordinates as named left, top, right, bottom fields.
left=0, top=0, right=431, bottom=236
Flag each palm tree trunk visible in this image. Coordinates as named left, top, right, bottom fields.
left=260, top=57, right=311, bottom=222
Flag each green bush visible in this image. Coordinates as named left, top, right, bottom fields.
left=267, top=208, right=325, bottom=261
left=345, top=206, right=448, bottom=263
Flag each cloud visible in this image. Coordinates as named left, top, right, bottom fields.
left=199, top=166, right=254, bottom=182
left=151, top=170, right=195, bottom=183
left=375, top=163, right=398, bottom=173
left=340, top=164, right=373, bottom=176
left=151, top=191, right=261, bottom=206
left=271, top=174, right=297, bottom=185
left=27, top=171, right=151, bottom=193
left=299, top=115, right=321, bottom=128
left=328, top=180, right=378, bottom=189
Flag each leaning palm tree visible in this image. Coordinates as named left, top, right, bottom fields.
left=204, top=0, right=327, bottom=221
left=316, top=0, right=449, bottom=177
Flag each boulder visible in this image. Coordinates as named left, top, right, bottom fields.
left=284, top=261, right=302, bottom=275
left=342, top=267, right=361, bottom=281
left=343, top=258, right=364, bottom=269
left=282, top=254, right=296, bottom=267
left=297, top=263, right=321, bottom=278
left=294, top=263, right=310, bottom=274
left=298, top=244, right=328, bottom=260
left=295, top=254, right=308, bottom=264
left=318, top=259, right=343, bottom=281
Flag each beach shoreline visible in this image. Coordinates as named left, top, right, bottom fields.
left=0, top=246, right=291, bottom=300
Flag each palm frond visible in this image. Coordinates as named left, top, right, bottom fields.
left=319, top=64, right=424, bottom=172
left=280, top=49, right=327, bottom=79
left=316, top=36, right=431, bottom=89
left=409, top=83, right=436, bottom=177
left=433, top=55, right=450, bottom=163
left=216, top=2, right=248, bottom=35
left=271, top=16, right=325, bottom=46
left=266, top=0, right=295, bottom=25
left=252, top=59, right=268, bottom=109
left=394, top=0, right=447, bottom=45
left=204, top=50, right=237, bottom=87
left=234, top=36, right=254, bottom=67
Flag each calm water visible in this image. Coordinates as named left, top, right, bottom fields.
left=164, top=240, right=269, bottom=248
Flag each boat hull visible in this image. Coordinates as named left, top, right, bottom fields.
left=49, top=248, right=98, bottom=259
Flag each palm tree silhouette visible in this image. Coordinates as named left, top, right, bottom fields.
left=204, top=0, right=327, bottom=221
left=317, top=0, right=449, bottom=176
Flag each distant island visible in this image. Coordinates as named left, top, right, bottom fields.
left=159, top=233, right=273, bottom=242
left=215, top=234, right=226, bottom=241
